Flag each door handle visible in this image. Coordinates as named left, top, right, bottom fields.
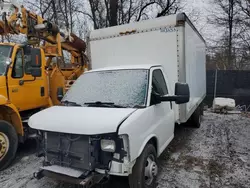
left=12, top=88, right=18, bottom=93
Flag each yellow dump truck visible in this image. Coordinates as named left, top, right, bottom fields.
left=0, top=1, right=88, bottom=170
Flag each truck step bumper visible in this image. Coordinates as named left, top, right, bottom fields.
left=33, top=165, right=108, bottom=187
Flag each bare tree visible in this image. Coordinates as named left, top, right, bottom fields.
left=235, top=0, right=250, bottom=69
left=237, top=0, right=250, bottom=19
left=25, top=0, right=78, bottom=32
left=208, top=0, right=241, bottom=69
left=25, top=0, right=54, bottom=20
left=237, top=0, right=250, bottom=44
left=77, top=0, right=181, bottom=29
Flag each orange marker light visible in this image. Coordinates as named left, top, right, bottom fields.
left=36, top=55, right=39, bottom=65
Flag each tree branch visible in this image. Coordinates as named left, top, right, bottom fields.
left=137, top=1, right=156, bottom=21
left=75, top=10, right=94, bottom=21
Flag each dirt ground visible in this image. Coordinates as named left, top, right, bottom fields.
left=0, top=111, right=249, bottom=188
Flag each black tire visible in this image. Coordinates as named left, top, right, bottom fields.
left=191, top=106, right=201, bottom=128
left=200, top=102, right=204, bottom=116
left=129, top=144, right=158, bottom=188
left=0, top=120, right=18, bottom=171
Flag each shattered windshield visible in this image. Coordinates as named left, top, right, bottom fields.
left=62, top=69, right=149, bottom=108
left=0, top=45, right=12, bottom=76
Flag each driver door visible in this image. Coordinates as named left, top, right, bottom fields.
left=149, top=67, right=175, bottom=154
left=8, top=48, right=26, bottom=111
left=8, top=47, right=46, bottom=111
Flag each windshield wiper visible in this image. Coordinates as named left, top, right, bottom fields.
left=84, top=101, right=127, bottom=108
left=61, top=100, right=82, bottom=106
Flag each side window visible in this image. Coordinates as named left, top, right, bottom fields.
left=24, top=48, right=42, bottom=75
left=12, top=49, right=24, bottom=78
left=24, top=56, right=32, bottom=74
left=152, top=69, right=168, bottom=95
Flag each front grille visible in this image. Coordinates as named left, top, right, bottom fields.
left=45, top=132, right=97, bottom=171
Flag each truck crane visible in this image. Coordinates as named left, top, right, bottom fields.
left=0, top=1, right=88, bottom=170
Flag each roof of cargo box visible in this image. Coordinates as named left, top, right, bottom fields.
left=89, top=14, right=178, bottom=40
left=86, top=64, right=161, bottom=73
left=89, top=13, right=205, bottom=43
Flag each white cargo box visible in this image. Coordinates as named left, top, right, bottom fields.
left=87, top=13, right=206, bottom=123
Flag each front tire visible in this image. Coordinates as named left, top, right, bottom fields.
left=0, top=120, right=18, bottom=171
left=129, top=144, right=158, bottom=188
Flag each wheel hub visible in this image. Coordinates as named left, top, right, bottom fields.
left=144, top=155, right=158, bottom=185
left=0, top=132, right=9, bottom=160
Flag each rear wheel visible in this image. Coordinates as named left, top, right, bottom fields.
left=129, top=144, right=158, bottom=188
left=200, top=102, right=204, bottom=116
left=191, top=106, right=202, bottom=128
left=0, top=121, right=18, bottom=171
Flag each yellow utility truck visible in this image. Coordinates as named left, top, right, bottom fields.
left=0, top=1, right=88, bottom=170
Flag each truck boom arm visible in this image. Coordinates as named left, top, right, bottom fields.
left=0, top=1, right=86, bottom=56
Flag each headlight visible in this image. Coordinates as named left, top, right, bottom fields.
left=101, top=139, right=116, bottom=152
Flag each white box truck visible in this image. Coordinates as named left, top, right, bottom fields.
left=29, top=13, right=206, bottom=188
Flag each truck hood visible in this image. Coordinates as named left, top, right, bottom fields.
left=28, top=106, right=136, bottom=135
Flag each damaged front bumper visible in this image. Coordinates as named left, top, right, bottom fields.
left=34, top=132, right=130, bottom=186
left=34, top=165, right=108, bottom=187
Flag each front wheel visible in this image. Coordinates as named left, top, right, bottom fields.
left=0, top=121, right=18, bottom=171
left=129, top=144, right=158, bottom=188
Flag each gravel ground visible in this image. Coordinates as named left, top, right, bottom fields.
left=0, top=111, right=249, bottom=188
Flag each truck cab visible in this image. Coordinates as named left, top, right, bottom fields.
left=0, top=43, right=49, bottom=170
left=0, top=44, right=49, bottom=112
left=28, top=65, right=189, bottom=188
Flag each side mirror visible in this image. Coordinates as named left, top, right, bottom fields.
left=30, top=67, right=42, bottom=77
left=160, top=82, right=190, bottom=104
left=57, top=87, right=64, bottom=101
left=174, top=82, right=190, bottom=104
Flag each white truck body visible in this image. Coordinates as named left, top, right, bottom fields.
left=28, top=13, right=206, bottom=187
left=88, top=13, right=206, bottom=123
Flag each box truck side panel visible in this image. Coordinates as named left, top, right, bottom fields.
left=89, top=28, right=179, bottom=95
left=184, top=22, right=206, bottom=119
